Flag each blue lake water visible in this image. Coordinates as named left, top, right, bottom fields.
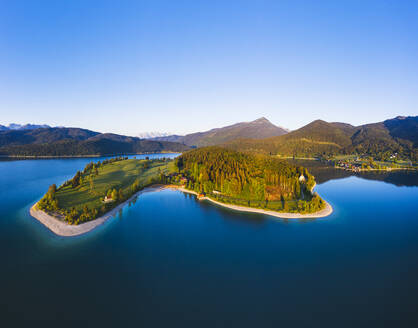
left=1, top=155, right=418, bottom=327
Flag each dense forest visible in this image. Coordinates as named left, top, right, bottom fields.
left=225, top=116, right=418, bottom=161
left=175, top=147, right=325, bottom=213
left=0, top=127, right=189, bottom=156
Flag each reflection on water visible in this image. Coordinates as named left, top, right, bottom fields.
left=287, top=159, right=418, bottom=187
left=180, top=190, right=268, bottom=225
left=0, top=156, right=417, bottom=326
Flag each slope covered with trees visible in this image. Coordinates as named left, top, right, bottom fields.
left=151, top=117, right=288, bottom=147
left=175, top=147, right=325, bottom=213
left=0, top=127, right=189, bottom=156
left=225, top=116, right=418, bottom=161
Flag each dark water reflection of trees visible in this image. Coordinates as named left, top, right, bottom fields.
left=287, top=159, right=418, bottom=187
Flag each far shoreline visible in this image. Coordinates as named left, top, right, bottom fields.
left=1, top=151, right=181, bottom=159
left=29, top=184, right=333, bottom=237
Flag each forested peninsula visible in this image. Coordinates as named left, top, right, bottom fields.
left=30, top=147, right=331, bottom=236
left=174, top=147, right=327, bottom=214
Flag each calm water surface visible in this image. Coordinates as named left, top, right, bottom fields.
left=1, top=155, right=418, bottom=327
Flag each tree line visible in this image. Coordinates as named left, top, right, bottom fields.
left=175, top=147, right=325, bottom=213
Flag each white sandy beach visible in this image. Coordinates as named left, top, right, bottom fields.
left=30, top=184, right=332, bottom=237
left=30, top=185, right=166, bottom=237
left=170, top=186, right=333, bottom=219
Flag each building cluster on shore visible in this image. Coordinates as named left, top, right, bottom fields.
left=335, top=160, right=361, bottom=172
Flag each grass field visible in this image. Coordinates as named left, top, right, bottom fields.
left=55, top=159, right=176, bottom=213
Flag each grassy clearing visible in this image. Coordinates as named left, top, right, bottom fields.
left=299, top=138, right=342, bottom=147
left=56, top=159, right=175, bottom=213
left=333, top=155, right=358, bottom=160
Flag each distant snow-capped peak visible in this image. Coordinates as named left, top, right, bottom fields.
left=137, top=131, right=173, bottom=139
left=0, top=123, right=51, bottom=131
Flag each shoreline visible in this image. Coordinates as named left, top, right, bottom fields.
left=334, top=166, right=416, bottom=172
left=29, top=184, right=332, bottom=237
left=29, top=185, right=167, bottom=237
left=1, top=151, right=181, bottom=159
left=167, top=185, right=333, bottom=219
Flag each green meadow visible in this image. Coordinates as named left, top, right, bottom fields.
left=55, top=159, right=175, bottom=213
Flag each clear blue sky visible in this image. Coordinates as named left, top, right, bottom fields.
left=0, top=0, right=417, bottom=135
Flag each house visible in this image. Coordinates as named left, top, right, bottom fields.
left=197, top=193, right=205, bottom=200
left=180, top=177, right=188, bottom=185
left=103, top=196, right=114, bottom=203
left=299, top=175, right=306, bottom=183
left=212, top=190, right=221, bottom=195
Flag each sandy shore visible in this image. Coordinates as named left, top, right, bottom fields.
left=168, top=186, right=333, bottom=219
left=29, top=185, right=166, bottom=237
left=30, top=184, right=332, bottom=237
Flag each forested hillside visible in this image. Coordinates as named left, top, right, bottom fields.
left=0, top=127, right=189, bottom=156
left=175, top=147, right=325, bottom=213
left=151, top=117, right=288, bottom=147
left=226, top=116, right=418, bottom=161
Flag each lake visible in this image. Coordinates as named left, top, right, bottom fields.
left=1, top=155, right=418, bottom=327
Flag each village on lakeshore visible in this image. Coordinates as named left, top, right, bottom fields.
left=326, top=154, right=415, bottom=172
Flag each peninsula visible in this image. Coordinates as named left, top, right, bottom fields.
left=30, top=148, right=332, bottom=236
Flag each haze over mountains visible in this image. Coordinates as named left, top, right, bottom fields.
left=150, top=117, right=288, bottom=147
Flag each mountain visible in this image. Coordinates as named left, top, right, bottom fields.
left=150, top=117, right=288, bottom=147
left=225, top=116, right=418, bottom=161
left=0, top=127, right=189, bottom=157
left=150, top=135, right=184, bottom=143
left=137, top=131, right=174, bottom=139
left=346, top=116, right=418, bottom=157
left=0, top=123, right=51, bottom=131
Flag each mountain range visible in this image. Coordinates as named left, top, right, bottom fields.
left=0, top=128, right=189, bottom=156
left=149, top=117, right=288, bottom=147
left=225, top=116, right=418, bottom=161
left=1, top=116, right=416, bottom=160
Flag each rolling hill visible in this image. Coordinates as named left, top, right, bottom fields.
left=150, top=117, right=288, bottom=147
left=0, top=127, right=189, bottom=156
left=225, top=116, right=418, bottom=161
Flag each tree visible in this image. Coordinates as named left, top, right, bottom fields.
left=48, top=184, right=57, bottom=194
left=111, top=189, right=118, bottom=201
left=89, top=176, right=94, bottom=193
left=71, top=171, right=82, bottom=188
